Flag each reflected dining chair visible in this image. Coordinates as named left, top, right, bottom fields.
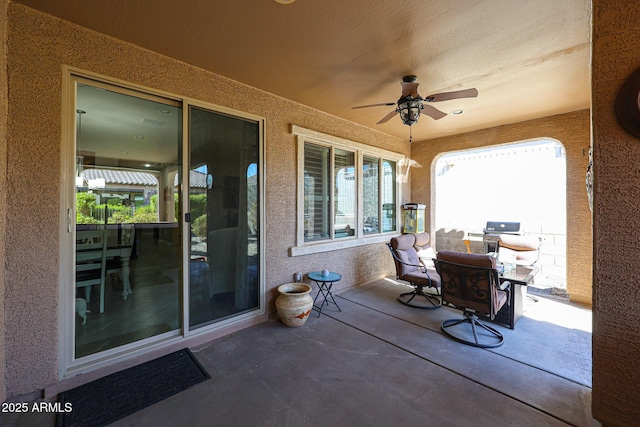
left=76, top=228, right=108, bottom=314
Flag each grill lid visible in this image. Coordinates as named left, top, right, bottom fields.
left=484, top=221, right=520, bottom=233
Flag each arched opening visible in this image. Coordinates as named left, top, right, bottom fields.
left=433, top=138, right=567, bottom=293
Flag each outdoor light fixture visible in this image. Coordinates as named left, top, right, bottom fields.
left=396, top=95, right=424, bottom=142
left=397, top=97, right=423, bottom=126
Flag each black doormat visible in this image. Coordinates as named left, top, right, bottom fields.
left=56, top=348, right=210, bottom=427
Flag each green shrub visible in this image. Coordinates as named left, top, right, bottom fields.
left=76, top=193, right=97, bottom=217
left=190, top=194, right=207, bottom=220
left=76, top=213, right=101, bottom=224
left=132, top=211, right=159, bottom=223
left=192, top=214, right=207, bottom=238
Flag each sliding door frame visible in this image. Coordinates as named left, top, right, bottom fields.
left=181, top=98, right=266, bottom=337
left=59, top=66, right=266, bottom=379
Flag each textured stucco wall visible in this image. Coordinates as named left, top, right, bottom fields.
left=410, top=110, right=593, bottom=305
left=4, top=5, right=408, bottom=397
left=592, top=1, right=640, bottom=425
left=0, top=0, right=9, bottom=404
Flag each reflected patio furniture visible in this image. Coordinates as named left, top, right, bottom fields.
left=387, top=234, right=441, bottom=309
left=434, top=250, right=511, bottom=348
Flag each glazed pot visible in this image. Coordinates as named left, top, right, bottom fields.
left=275, top=283, right=314, bottom=327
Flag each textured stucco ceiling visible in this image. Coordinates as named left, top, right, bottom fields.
left=16, top=0, right=592, bottom=142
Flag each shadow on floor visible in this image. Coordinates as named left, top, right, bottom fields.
left=115, top=278, right=597, bottom=426
left=6, top=277, right=597, bottom=426
left=337, top=278, right=593, bottom=387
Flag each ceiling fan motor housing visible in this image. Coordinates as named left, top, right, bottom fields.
left=397, top=96, right=423, bottom=126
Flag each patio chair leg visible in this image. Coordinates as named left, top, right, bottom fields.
left=441, top=314, right=504, bottom=349
left=398, top=286, right=441, bottom=309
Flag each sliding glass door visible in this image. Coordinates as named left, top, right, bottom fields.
left=188, top=106, right=261, bottom=328
left=67, top=73, right=263, bottom=368
left=73, top=80, right=182, bottom=358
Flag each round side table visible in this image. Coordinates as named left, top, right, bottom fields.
left=307, top=271, right=342, bottom=317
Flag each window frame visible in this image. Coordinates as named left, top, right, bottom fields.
left=291, top=125, right=402, bottom=256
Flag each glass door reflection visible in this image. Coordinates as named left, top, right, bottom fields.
left=74, top=81, right=182, bottom=358
left=188, top=106, right=260, bottom=328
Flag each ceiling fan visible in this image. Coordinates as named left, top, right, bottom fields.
left=352, top=75, right=478, bottom=139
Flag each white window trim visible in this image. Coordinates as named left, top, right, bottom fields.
left=290, top=125, right=403, bottom=256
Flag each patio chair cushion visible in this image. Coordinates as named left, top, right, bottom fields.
left=498, top=233, right=539, bottom=251
left=403, top=269, right=441, bottom=287
left=413, top=232, right=431, bottom=250
left=413, top=232, right=436, bottom=267
left=391, top=234, right=421, bottom=276
left=498, top=234, right=540, bottom=266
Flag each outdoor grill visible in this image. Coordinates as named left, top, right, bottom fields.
left=482, top=221, right=521, bottom=253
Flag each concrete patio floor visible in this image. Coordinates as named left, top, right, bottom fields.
left=4, top=278, right=598, bottom=426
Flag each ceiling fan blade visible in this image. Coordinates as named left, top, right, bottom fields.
left=422, top=105, right=448, bottom=120
left=425, top=88, right=479, bottom=102
left=352, top=102, right=396, bottom=109
left=377, top=110, right=398, bottom=124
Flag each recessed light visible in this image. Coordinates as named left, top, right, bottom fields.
left=275, top=0, right=295, bottom=4
left=134, top=135, right=145, bottom=140
left=144, top=164, right=152, bottom=168
left=450, top=110, right=465, bottom=115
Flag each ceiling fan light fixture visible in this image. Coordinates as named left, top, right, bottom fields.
left=398, top=98, right=422, bottom=126
left=352, top=76, right=478, bottom=133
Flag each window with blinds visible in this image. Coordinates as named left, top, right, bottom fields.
left=303, top=141, right=397, bottom=243
left=304, top=143, right=330, bottom=241
left=382, top=160, right=396, bottom=232
left=363, top=156, right=379, bottom=234
left=334, top=149, right=356, bottom=238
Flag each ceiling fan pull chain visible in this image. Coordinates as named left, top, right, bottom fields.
left=409, top=126, right=413, bottom=143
